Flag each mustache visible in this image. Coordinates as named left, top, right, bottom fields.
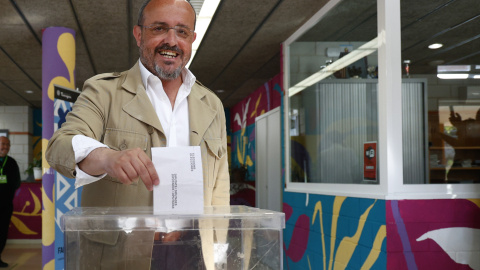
left=155, top=44, right=183, bottom=55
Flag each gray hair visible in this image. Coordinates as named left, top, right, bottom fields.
left=137, top=0, right=197, bottom=29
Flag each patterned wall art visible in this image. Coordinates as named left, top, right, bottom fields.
left=9, top=183, right=42, bottom=239
left=53, top=88, right=81, bottom=270
left=283, top=192, right=386, bottom=269
left=42, top=26, right=76, bottom=270
left=230, top=74, right=282, bottom=181
left=387, top=199, right=480, bottom=270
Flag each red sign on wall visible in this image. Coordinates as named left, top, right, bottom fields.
left=364, top=142, right=377, bottom=182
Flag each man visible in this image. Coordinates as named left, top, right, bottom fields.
left=46, top=0, right=229, bottom=269
left=0, top=136, right=21, bottom=268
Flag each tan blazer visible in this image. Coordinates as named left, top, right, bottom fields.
left=46, top=62, right=230, bottom=269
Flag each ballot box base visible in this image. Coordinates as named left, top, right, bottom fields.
left=61, top=205, right=285, bottom=270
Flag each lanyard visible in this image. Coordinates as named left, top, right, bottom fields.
left=0, top=156, right=7, bottom=175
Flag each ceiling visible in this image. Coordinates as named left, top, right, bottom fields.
left=0, top=0, right=478, bottom=109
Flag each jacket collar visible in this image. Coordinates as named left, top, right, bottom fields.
left=121, top=63, right=217, bottom=145
left=121, top=62, right=165, bottom=135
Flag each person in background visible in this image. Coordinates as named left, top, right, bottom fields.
left=0, top=136, right=21, bottom=268
left=46, top=0, right=229, bottom=268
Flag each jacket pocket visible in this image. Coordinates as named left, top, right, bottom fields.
left=103, top=128, right=148, bottom=151
left=102, top=129, right=148, bottom=185
left=204, top=138, right=225, bottom=187
left=204, top=138, right=225, bottom=159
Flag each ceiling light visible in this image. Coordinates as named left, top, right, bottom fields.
left=25, top=90, right=34, bottom=94
left=186, top=0, right=222, bottom=68
left=437, top=65, right=480, bottom=79
left=216, top=89, right=225, bottom=93
left=428, top=43, right=443, bottom=49
left=437, top=74, right=469, bottom=79
left=437, top=65, right=471, bottom=72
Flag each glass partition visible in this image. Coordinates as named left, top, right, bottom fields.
left=287, top=0, right=379, bottom=184
left=400, top=0, right=480, bottom=184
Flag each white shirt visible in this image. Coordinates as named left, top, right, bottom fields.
left=72, top=60, right=196, bottom=188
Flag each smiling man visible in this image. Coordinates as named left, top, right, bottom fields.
left=46, top=0, right=229, bottom=269
left=0, top=136, right=21, bottom=268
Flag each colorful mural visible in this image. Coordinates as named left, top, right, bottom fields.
left=230, top=74, right=283, bottom=180
left=53, top=89, right=82, bottom=270
left=283, top=192, right=386, bottom=269
left=387, top=199, right=480, bottom=270
left=9, top=183, right=42, bottom=239
left=42, top=27, right=76, bottom=270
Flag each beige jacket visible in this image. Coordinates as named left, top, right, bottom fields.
left=46, top=62, right=230, bottom=269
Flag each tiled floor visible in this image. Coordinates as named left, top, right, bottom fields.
left=1, top=242, right=42, bottom=270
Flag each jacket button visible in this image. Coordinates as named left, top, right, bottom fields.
left=119, top=143, right=127, bottom=150
left=148, top=126, right=154, bottom=134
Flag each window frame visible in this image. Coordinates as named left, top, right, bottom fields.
left=282, top=0, right=480, bottom=200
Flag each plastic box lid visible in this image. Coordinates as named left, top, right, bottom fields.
left=61, top=205, right=285, bottom=232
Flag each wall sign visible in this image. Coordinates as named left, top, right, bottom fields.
left=364, top=141, right=377, bottom=182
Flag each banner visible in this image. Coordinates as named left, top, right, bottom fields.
left=54, top=85, right=81, bottom=269
left=42, top=26, right=76, bottom=270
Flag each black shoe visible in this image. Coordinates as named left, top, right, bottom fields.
left=0, top=260, right=8, bottom=268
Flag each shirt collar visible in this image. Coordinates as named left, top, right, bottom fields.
left=138, top=59, right=196, bottom=94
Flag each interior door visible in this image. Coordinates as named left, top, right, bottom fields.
left=255, top=107, right=282, bottom=212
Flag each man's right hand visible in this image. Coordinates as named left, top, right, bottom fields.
left=78, top=147, right=159, bottom=191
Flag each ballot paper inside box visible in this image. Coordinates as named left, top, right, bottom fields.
left=61, top=205, right=285, bottom=270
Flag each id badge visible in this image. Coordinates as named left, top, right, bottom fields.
left=0, top=175, right=6, bottom=184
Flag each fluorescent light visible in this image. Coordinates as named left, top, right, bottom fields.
left=25, top=90, right=34, bottom=94
left=289, top=37, right=378, bottom=97
left=437, top=73, right=469, bottom=79
left=428, top=43, right=443, bottom=49
left=437, top=65, right=471, bottom=72
left=474, top=75, right=480, bottom=79
left=187, top=0, right=222, bottom=68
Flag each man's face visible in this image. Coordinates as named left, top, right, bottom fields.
left=0, top=137, right=10, bottom=157
left=134, top=0, right=196, bottom=81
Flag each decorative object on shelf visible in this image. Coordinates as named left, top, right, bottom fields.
left=25, top=153, right=42, bottom=181
left=403, top=60, right=411, bottom=78
left=367, top=66, right=378, bottom=78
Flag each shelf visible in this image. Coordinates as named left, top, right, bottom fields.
left=430, top=146, right=480, bottom=150
left=430, top=167, right=480, bottom=171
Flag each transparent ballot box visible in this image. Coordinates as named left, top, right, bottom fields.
left=61, top=205, right=285, bottom=269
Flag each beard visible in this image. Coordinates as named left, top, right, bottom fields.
left=154, top=62, right=183, bottom=80
left=139, top=42, right=190, bottom=81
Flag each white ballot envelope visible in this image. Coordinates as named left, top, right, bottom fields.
left=152, top=146, right=204, bottom=214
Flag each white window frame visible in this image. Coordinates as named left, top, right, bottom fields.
left=283, top=0, right=480, bottom=200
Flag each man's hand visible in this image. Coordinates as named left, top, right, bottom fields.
left=449, top=111, right=462, bottom=126
left=78, top=147, right=159, bottom=191
left=154, top=231, right=184, bottom=242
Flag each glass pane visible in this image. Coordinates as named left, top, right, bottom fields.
left=401, top=0, right=480, bottom=184
left=288, top=0, right=379, bottom=184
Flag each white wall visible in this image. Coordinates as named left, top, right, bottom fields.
left=0, top=106, right=32, bottom=180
